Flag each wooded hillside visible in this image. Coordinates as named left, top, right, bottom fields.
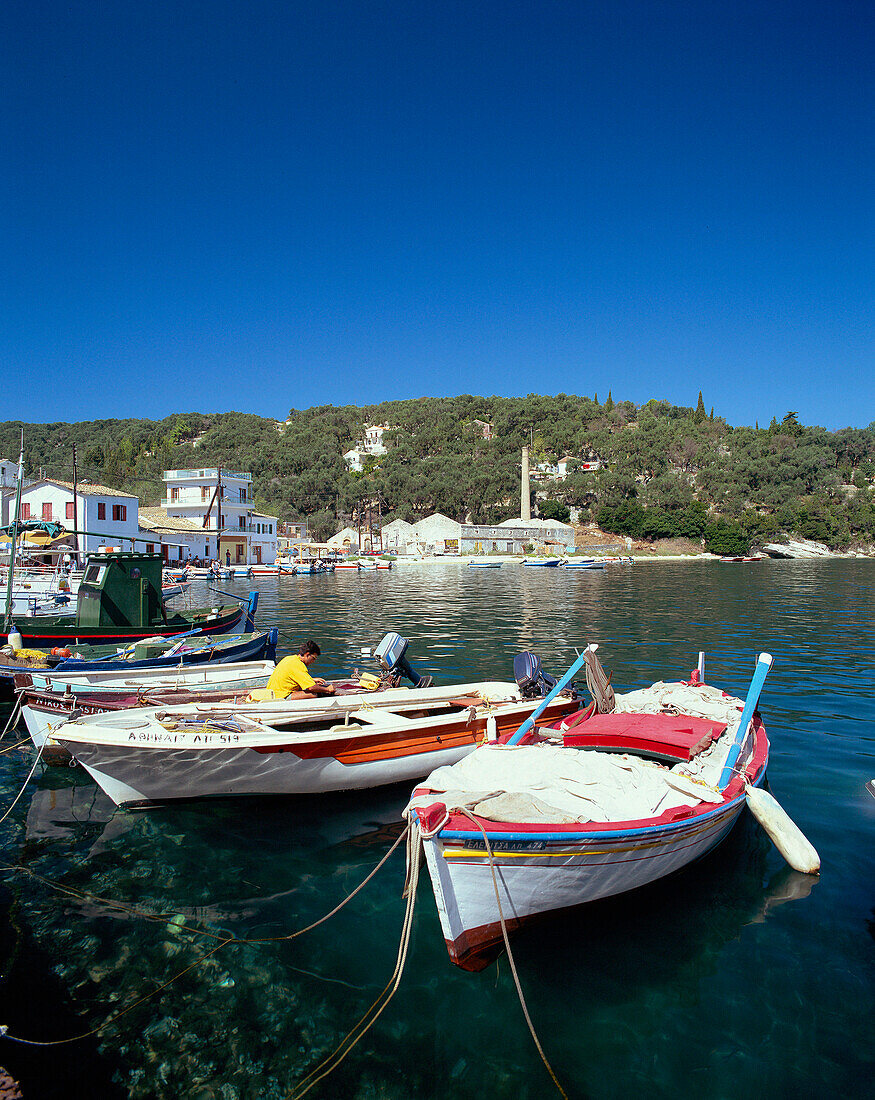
left=2, top=394, right=874, bottom=554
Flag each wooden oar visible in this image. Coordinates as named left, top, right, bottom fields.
left=718, top=652, right=774, bottom=789
left=719, top=652, right=819, bottom=874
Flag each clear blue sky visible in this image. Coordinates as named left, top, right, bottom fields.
left=4, top=1, right=873, bottom=430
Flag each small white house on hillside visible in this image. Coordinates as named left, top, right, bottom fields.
left=343, top=424, right=392, bottom=472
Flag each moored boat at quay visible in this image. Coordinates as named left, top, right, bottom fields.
left=17, top=662, right=276, bottom=751
left=407, top=649, right=819, bottom=971
left=19, top=658, right=278, bottom=698
left=1, top=551, right=248, bottom=648
left=50, top=681, right=580, bottom=807
left=0, top=629, right=278, bottom=708
left=46, top=628, right=277, bottom=672
left=17, top=630, right=438, bottom=756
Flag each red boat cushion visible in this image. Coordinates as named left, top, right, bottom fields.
left=561, top=710, right=727, bottom=760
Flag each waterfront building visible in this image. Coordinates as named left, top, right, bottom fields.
left=412, top=513, right=463, bottom=554
left=327, top=527, right=361, bottom=553
left=249, top=512, right=278, bottom=565
left=17, top=479, right=139, bottom=557
left=381, top=518, right=417, bottom=555
left=162, top=468, right=276, bottom=565
left=461, top=518, right=574, bottom=556
left=138, top=509, right=208, bottom=562
left=277, top=520, right=308, bottom=558
left=0, top=459, right=19, bottom=525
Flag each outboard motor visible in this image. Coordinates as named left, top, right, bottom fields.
left=513, top=651, right=559, bottom=699
left=374, top=632, right=433, bottom=688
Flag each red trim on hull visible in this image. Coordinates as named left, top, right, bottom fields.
left=5, top=607, right=243, bottom=647
left=249, top=699, right=578, bottom=763
left=415, top=718, right=769, bottom=837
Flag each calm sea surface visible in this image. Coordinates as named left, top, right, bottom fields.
left=1, top=560, right=873, bottom=1098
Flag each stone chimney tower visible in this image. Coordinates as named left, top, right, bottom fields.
left=521, top=446, right=531, bottom=522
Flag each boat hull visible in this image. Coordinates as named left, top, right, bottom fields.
left=52, top=629, right=276, bottom=672
left=3, top=605, right=244, bottom=648
left=53, top=695, right=577, bottom=807
left=413, top=708, right=769, bottom=970
left=421, top=795, right=749, bottom=970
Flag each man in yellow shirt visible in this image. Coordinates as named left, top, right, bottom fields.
left=266, top=640, right=336, bottom=699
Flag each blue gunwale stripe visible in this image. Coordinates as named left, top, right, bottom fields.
left=435, top=768, right=765, bottom=843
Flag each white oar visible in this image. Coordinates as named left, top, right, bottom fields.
left=720, top=652, right=820, bottom=874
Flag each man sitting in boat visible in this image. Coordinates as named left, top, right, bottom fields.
left=266, top=640, right=336, bottom=699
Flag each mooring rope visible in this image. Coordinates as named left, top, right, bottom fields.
left=0, top=737, right=31, bottom=757
left=288, top=826, right=421, bottom=1099
left=0, top=824, right=412, bottom=1047
left=0, top=737, right=45, bottom=828
left=456, top=806, right=569, bottom=1099
left=1, top=694, right=24, bottom=740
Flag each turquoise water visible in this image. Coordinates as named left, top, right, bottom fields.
left=1, top=560, right=873, bottom=1098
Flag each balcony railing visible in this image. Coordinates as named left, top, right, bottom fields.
left=163, top=469, right=251, bottom=482
left=163, top=493, right=249, bottom=507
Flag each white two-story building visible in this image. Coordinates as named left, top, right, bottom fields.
left=162, top=468, right=277, bottom=565
left=18, top=479, right=140, bottom=559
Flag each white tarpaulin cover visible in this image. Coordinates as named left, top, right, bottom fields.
left=408, top=682, right=745, bottom=825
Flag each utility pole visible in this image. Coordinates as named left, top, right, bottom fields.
left=72, top=443, right=80, bottom=567
left=3, top=430, right=24, bottom=633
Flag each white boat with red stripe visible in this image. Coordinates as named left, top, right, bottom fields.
left=408, top=651, right=777, bottom=971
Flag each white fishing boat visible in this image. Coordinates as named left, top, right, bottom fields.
left=467, top=560, right=502, bottom=568
left=407, top=650, right=818, bottom=970
left=18, top=660, right=278, bottom=748
left=50, top=681, right=580, bottom=807
left=24, top=659, right=278, bottom=698
left=560, top=559, right=606, bottom=569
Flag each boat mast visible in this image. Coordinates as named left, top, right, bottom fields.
left=3, top=429, right=25, bottom=632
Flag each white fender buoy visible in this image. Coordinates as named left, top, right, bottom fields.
left=745, top=784, right=820, bottom=875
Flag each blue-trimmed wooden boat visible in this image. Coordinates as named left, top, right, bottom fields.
left=409, top=655, right=775, bottom=970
